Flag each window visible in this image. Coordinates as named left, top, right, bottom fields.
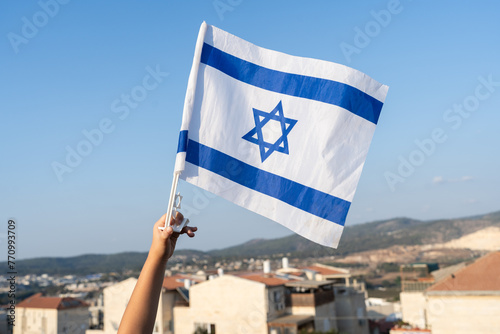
left=194, top=322, right=216, bottom=334
left=273, top=290, right=282, bottom=302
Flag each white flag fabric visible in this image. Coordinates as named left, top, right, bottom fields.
left=175, top=22, right=388, bottom=248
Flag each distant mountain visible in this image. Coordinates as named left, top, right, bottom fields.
left=4, top=210, right=499, bottom=275
left=12, top=252, right=148, bottom=276
left=208, top=210, right=500, bottom=258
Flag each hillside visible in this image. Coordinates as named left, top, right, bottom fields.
left=4, top=210, right=499, bottom=275
left=9, top=249, right=209, bottom=276
left=209, top=210, right=500, bottom=258
left=434, top=226, right=500, bottom=251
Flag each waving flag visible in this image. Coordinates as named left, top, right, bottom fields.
left=174, top=22, right=388, bottom=248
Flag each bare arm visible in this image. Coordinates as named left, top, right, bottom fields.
left=118, top=213, right=197, bottom=334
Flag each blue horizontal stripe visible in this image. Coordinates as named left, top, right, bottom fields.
left=185, top=140, right=350, bottom=226
left=177, top=130, right=189, bottom=153
left=200, top=43, right=383, bottom=124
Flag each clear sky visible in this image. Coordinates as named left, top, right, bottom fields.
left=1, top=1, right=499, bottom=259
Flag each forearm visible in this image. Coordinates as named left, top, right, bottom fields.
left=118, top=253, right=167, bottom=334
left=117, top=213, right=195, bottom=333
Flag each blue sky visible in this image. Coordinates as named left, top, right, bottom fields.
left=1, top=1, right=499, bottom=259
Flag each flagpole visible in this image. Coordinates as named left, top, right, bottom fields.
left=159, top=171, right=180, bottom=230
left=159, top=22, right=207, bottom=231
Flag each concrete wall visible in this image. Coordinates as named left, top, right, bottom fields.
left=288, top=301, right=337, bottom=332
left=102, top=277, right=137, bottom=333
left=314, top=302, right=338, bottom=332
left=334, top=288, right=369, bottom=334
left=426, top=294, right=500, bottom=334
left=160, top=291, right=177, bottom=334
left=400, top=291, right=426, bottom=328
left=266, top=286, right=287, bottom=319
left=57, top=307, right=89, bottom=334
left=288, top=305, right=315, bottom=316
left=174, top=276, right=269, bottom=334
left=14, top=308, right=57, bottom=334
left=89, top=277, right=180, bottom=334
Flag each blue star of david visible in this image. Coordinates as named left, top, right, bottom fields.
left=242, top=101, right=297, bottom=162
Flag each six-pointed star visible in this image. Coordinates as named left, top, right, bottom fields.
left=242, top=101, right=297, bottom=162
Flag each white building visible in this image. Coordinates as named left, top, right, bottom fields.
left=173, top=268, right=368, bottom=334
left=425, top=251, right=500, bottom=334
left=91, top=262, right=370, bottom=334
left=399, top=251, right=500, bottom=334
left=301, top=264, right=351, bottom=285
left=282, top=280, right=338, bottom=332
left=174, top=274, right=290, bottom=334
left=86, top=277, right=137, bottom=333
left=87, top=275, right=199, bottom=334
left=15, top=293, right=89, bottom=334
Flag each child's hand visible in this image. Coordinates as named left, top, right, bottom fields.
left=151, top=212, right=197, bottom=263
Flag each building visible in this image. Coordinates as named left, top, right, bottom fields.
left=173, top=266, right=369, bottom=334
left=301, top=264, right=351, bottom=285
left=400, top=262, right=463, bottom=328
left=86, top=275, right=201, bottom=334
left=174, top=273, right=341, bottom=334
left=425, top=251, right=500, bottom=334
left=15, top=293, right=89, bottom=334
left=282, top=280, right=338, bottom=332
left=86, top=277, right=137, bottom=334
left=333, top=284, right=370, bottom=334
left=87, top=275, right=200, bottom=334
left=91, top=261, right=370, bottom=334
left=399, top=251, right=500, bottom=334
left=157, top=274, right=199, bottom=333
left=174, top=274, right=289, bottom=334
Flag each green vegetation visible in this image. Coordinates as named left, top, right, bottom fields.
left=6, top=252, right=148, bottom=276
left=377, top=262, right=400, bottom=273
left=324, top=262, right=368, bottom=268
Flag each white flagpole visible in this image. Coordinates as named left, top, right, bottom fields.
left=159, top=22, right=208, bottom=230
left=159, top=171, right=181, bottom=230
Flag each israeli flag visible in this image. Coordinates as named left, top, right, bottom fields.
left=175, top=22, right=388, bottom=248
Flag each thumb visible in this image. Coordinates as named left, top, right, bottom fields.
left=165, top=225, right=180, bottom=244
left=165, top=225, right=174, bottom=236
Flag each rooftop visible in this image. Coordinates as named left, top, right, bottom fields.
left=17, top=293, right=88, bottom=310
left=430, top=262, right=466, bottom=282
left=302, top=264, right=348, bottom=276
left=427, top=251, right=500, bottom=292
left=163, top=274, right=202, bottom=290
left=285, top=280, right=333, bottom=289
left=237, top=273, right=291, bottom=286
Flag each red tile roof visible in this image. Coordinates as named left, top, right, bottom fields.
left=17, top=293, right=88, bottom=310
left=303, top=265, right=346, bottom=275
left=238, top=273, right=290, bottom=286
left=428, top=251, right=500, bottom=292
left=163, top=276, right=186, bottom=290
left=162, top=274, right=203, bottom=290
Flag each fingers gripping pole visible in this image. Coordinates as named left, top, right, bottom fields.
left=159, top=172, right=190, bottom=232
